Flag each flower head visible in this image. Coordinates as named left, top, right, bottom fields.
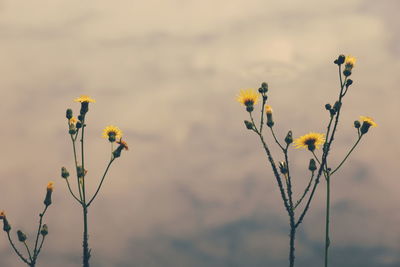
left=47, top=181, right=54, bottom=192
left=74, top=95, right=96, bottom=103
left=102, top=125, right=123, bottom=142
left=345, top=55, right=356, bottom=69
left=265, top=105, right=273, bottom=114
left=359, top=116, right=377, bottom=134
left=237, top=89, right=259, bottom=108
left=0, top=211, right=5, bottom=219
left=69, top=117, right=77, bottom=125
left=359, top=116, right=377, bottom=128
left=293, top=132, right=325, bottom=151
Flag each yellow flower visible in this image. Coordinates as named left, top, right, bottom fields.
left=74, top=95, right=96, bottom=103
left=69, top=117, right=77, bottom=125
left=359, top=116, right=377, bottom=127
left=265, top=105, right=273, bottom=114
left=345, top=55, right=356, bottom=69
left=293, top=132, right=325, bottom=151
left=237, top=89, right=259, bottom=107
left=102, top=125, right=123, bottom=141
left=47, top=181, right=54, bottom=191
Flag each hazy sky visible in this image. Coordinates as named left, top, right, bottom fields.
left=0, top=0, right=399, bottom=266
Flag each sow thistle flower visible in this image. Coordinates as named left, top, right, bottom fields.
left=343, top=55, right=356, bottom=76
left=293, top=132, right=326, bottom=152
left=74, top=95, right=96, bottom=103
left=237, top=89, right=259, bottom=112
left=359, top=116, right=377, bottom=134
left=265, top=105, right=274, bottom=127
left=74, top=95, right=96, bottom=115
left=103, top=125, right=123, bottom=142
left=44, top=181, right=54, bottom=207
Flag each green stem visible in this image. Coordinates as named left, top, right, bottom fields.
left=7, top=232, right=30, bottom=265
left=325, top=174, right=331, bottom=267
left=87, top=158, right=115, bottom=207
left=66, top=178, right=82, bottom=203
left=330, top=136, right=362, bottom=175
left=23, top=241, right=33, bottom=263
left=71, top=135, right=83, bottom=202
left=32, top=205, right=48, bottom=263
left=270, top=127, right=285, bottom=151
left=83, top=206, right=90, bottom=267
left=294, top=171, right=314, bottom=210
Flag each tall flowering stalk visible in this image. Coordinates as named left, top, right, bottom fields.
left=1, top=182, right=54, bottom=267
left=237, top=55, right=376, bottom=267
left=62, top=95, right=128, bottom=267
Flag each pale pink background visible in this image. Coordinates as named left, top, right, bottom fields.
left=0, top=0, right=399, bottom=266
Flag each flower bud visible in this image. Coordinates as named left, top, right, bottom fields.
left=69, top=124, right=77, bottom=135
left=333, top=101, right=342, bottom=113
left=337, top=55, right=345, bottom=65
left=17, top=230, right=27, bottom=242
left=1, top=212, right=11, bottom=232
left=279, top=161, right=288, bottom=174
left=354, top=120, right=361, bottom=129
left=308, top=159, right=317, bottom=172
left=40, top=224, right=48, bottom=236
left=77, top=166, right=86, bottom=178
left=44, top=182, right=54, bottom=207
left=343, top=69, right=351, bottom=77
left=325, top=104, right=331, bottom=110
left=66, top=109, right=73, bottom=120
left=76, top=121, right=82, bottom=129
left=265, top=105, right=274, bottom=127
left=346, top=79, right=353, bottom=88
left=61, top=167, right=70, bottom=179
left=244, top=120, right=253, bottom=130
left=258, top=82, right=268, bottom=93
left=285, top=131, right=293, bottom=145
left=113, top=139, right=129, bottom=159
left=0, top=211, right=11, bottom=233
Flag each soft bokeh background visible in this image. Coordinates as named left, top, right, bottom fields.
left=0, top=0, right=399, bottom=266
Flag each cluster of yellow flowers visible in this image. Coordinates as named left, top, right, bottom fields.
left=236, top=56, right=377, bottom=152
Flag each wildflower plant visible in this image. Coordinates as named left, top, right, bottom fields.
left=62, top=95, right=128, bottom=267
left=237, top=55, right=376, bottom=267
left=1, top=182, right=54, bottom=267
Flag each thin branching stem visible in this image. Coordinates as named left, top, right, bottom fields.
left=294, top=171, right=314, bottom=210
left=65, top=178, right=82, bottom=204
left=33, top=205, right=48, bottom=261
left=7, top=232, right=30, bottom=265
left=330, top=135, right=363, bottom=175
left=87, top=158, right=115, bottom=207
left=23, top=241, right=33, bottom=262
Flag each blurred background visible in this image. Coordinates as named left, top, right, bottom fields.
left=0, top=0, right=399, bottom=266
